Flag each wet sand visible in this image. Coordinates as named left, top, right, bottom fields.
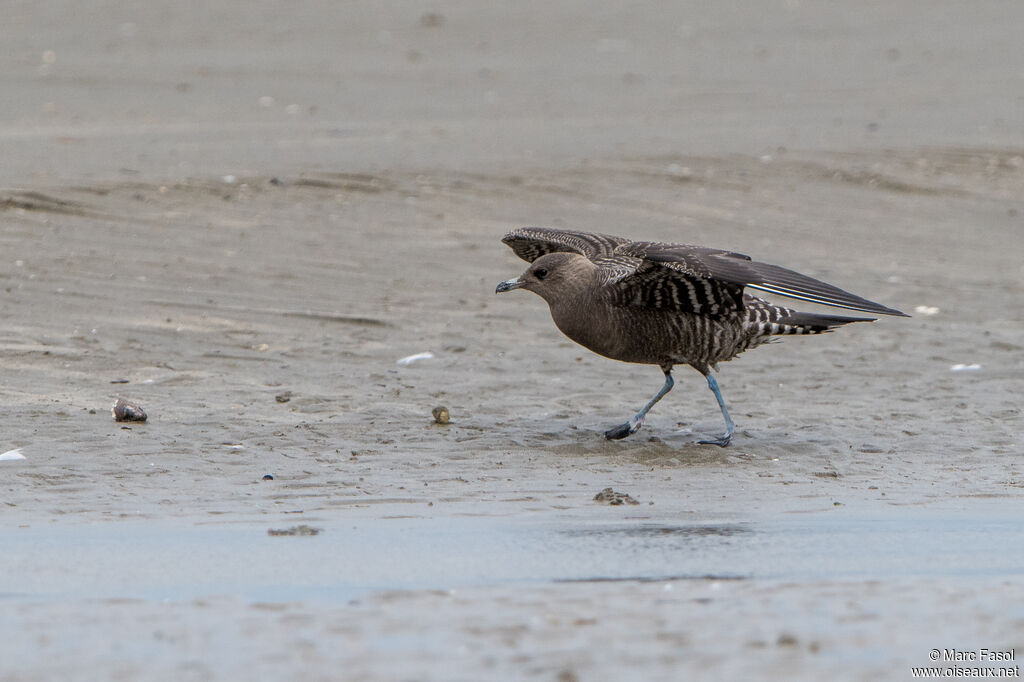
left=2, top=2, right=1023, bottom=681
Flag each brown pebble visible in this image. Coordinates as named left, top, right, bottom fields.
left=432, top=406, right=450, bottom=424
left=777, top=633, right=799, bottom=647
left=112, top=398, right=147, bottom=422
left=419, top=12, right=444, bottom=27
left=275, top=392, right=293, bottom=403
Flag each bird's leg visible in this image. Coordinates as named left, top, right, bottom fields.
left=605, top=368, right=674, bottom=440
left=698, top=373, right=735, bottom=447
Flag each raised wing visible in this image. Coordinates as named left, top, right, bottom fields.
left=501, top=227, right=630, bottom=263
left=617, top=241, right=907, bottom=317
left=599, top=253, right=746, bottom=317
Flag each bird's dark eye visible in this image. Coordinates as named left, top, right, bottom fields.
left=534, top=267, right=549, bottom=280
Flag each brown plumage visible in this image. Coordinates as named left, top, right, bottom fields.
left=496, top=227, right=907, bottom=445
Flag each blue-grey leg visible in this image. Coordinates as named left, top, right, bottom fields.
left=605, top=369, right=674, bottom=440
left=698, top=373, right=735, bottom=447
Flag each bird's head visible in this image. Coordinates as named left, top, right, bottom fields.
left=495, top=252, right=597, bottom=305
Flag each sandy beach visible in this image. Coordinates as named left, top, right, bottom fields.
left=2, top=2, right=1023, bottom=680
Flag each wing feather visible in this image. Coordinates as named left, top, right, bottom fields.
left=501, top=227, right=907, bottom=317
left=501, top=227, right=630, bottom=262
left=619, top=242, right=907, bottom=317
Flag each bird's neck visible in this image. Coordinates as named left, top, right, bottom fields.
left=547, top=285, right=609, bottom=352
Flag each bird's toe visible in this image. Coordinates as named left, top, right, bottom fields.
left=604, top=423, right=634, bottom=440
left=605, top=415, right=645, bottom=440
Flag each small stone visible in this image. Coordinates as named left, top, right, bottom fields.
left=112, top=398, right=147, bottom=422
left=419, top=12, right=444, bottom=27
left=777, top=633, right=799, bottom=647
left=262, top=474, right=274, bottom=481
left=432, top=406, right=450, bottom=424
left=275, top=392, right=293, bottom=403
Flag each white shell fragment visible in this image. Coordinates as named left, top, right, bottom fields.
left=396, top=352, right=434, bottom=366
left=915, top=305, right=940, bottom=316
left=950, top=364, right=982, bottom=372
left=0, top=448, right=26, bottom=461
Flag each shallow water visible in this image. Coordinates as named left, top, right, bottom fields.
left=5, top=504, right=1022, bottom=606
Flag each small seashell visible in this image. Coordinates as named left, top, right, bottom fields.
left=432, top=406, right=450, bottom=425
left=112, top=398, right=147, bottom=422
left=397, top=351, right=434, bottom=366
left=914, top=305, right=940, bottom=316
left=950, top=363, right=981, bottom=372
left=0, top=448, right=26, bottom=461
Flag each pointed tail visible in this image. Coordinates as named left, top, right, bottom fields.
left=769, top=310, right=876, bottom=335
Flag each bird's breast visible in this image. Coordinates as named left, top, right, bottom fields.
left=549, top=297, right=661, bottom=364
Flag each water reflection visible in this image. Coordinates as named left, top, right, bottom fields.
left=3, top=507, right=1023, bottom=604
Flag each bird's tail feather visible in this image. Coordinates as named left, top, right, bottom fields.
left=769, top=311, right=876, bottom=335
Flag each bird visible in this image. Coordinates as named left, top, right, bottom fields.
left=495, top=227, right=907, bottom=446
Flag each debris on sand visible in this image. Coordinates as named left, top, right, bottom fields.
left=594, top=488, right=640, bottom=505
left=432, top=406, right=450, bottom=424
left=112, top=398, right=147, bottom=422
left=267, top=524, right=322, bottom=537
left=397, top=351, right=434, bottom=366
left=950, top=363, right=981, bottom=372
left=275, top=392, right=293, bottom=403
left=0, top=448, right=26, bottom=461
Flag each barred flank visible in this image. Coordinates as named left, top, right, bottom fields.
left=744, top=297, right=875, bottom=339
